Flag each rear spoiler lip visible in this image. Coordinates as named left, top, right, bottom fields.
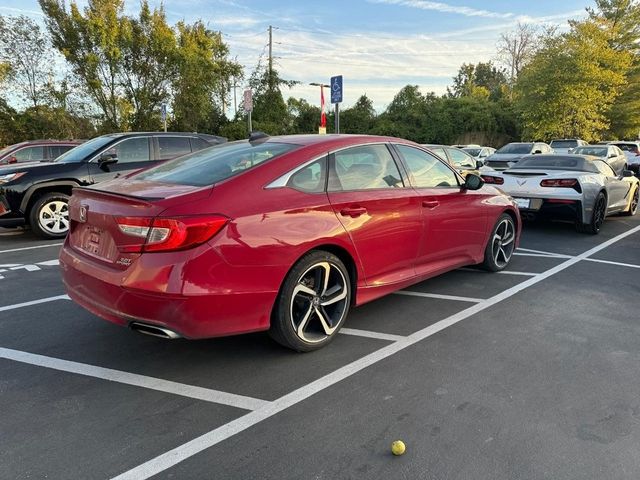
left=73, top=186, right=162, bottom=202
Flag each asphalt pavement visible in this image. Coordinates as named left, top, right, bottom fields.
left=1, top=216, right=639, bottom=480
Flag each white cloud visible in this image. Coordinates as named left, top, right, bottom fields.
left=368, top=0, right=514, bottom=19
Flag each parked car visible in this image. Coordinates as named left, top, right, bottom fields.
left=59, top=134, right=521, bottom=351
left=462, top=146, right=496, bottom=163
left=0, top=132, right=225, bottom=238
left=481, top=154, right=638, bottom=234
left=608, top=141, right=640, bottom=176
left=423, top=144, right=481, bottom=176
left=571, top=144, right=627, bottom=175
left=484, top=142, right=553, bottom=170
left=0, top=140, right=82, bottom=166
left=549, top=138, right=587, bottom=154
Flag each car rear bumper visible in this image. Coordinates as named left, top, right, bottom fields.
left=518, top=198, right=582, bottom=222
left=59, top=241, right=279, bottom=339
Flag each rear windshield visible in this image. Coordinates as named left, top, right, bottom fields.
left=611, top=143, right=639, bottom=152
left=511, top=155, right=595, bottom=171
left=573, top=146, right=607, bottom=157
left=550, top=140, right=577, bottom=148
left=463, top=148, right=481, bottom=156
left=496, top=143, right=533, bottom=154
left=135, top=141, right=299, bottom=186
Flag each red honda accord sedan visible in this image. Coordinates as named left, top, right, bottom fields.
left=59, top=134, right=521, bottom=351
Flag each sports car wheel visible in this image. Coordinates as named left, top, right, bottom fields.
left=270, top=251, right=351, bottom=352
left=30, top=192, right=70, bottom=239
left=622, top=186, right=638, bottom=216
left=481, top=213, right=516, bottom=272
left=577, top=192, right=606, bottom=234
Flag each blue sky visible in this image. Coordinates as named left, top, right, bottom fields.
left=1, top=0, right=589, bottom=112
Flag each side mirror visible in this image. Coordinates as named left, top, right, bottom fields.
left=622, top=170, right=635, bottom=177
left=98, top=153, right=118, bottom=170
left=476, top=160, right=484, bottom=169
left=7, top=156, right=17, bottom=164
left=533, top=150, right=542, bottom=154
left=463, top=173, right=484, bottom=190
left=608, top=152, right=617, bottom=158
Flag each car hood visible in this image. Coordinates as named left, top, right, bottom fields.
left=0, top=162, right=71, bottom=175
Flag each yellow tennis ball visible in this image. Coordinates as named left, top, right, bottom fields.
left=391, top=440, right=406, bottom=456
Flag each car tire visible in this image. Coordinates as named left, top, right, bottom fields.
left=29, top=192, right=70, bottom=239
left=270, top=250, right=351, bottom=352
left=576, top=191, right=607, bottom=234
left=481, top=213, right=516, bottom=272
left=622, top=186, right=638, bottom=217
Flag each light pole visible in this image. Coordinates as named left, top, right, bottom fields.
left=310, top=82, right=330, bottom=134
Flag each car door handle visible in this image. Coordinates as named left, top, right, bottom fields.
left=340, top=207, right=367, bottom=218
left=422, top=200, right=439, bottom=209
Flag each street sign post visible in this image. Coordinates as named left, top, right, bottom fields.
left=243, top=89, right=253, bottom=133
left=160, top=103, right=167, bottom=132
left=330, top=75, right=343, bottom=134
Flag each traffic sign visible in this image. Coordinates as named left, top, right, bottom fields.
left=330, top=75, right=343, bottom=104
left=160, top=103, right=167, bottom=121
left=243, top=89, right=253, bottom=112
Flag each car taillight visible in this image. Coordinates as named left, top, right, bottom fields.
left=540, top=178, right=582, bottom=193
left=116, top=215, right=229, bottom=253
left=481, top=175, right=504, bottom=185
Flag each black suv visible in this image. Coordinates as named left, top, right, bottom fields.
left=0, top=132, right=225, bottom=238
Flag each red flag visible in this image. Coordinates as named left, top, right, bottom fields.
left=320, top=86, right=327, bottom=128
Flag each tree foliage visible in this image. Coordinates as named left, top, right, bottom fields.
left=450, top=62, right=508, bottom=100
left=0, top=15, right=52, bottom=107
left=516, top=20, right=631, bottom=142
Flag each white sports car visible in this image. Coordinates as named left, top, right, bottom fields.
left=481, top=154, right=639, bottom=234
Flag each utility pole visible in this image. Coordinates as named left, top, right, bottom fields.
left=268, top=25, right=273, bottom=88
left=233, top=77, right=238, bottom=117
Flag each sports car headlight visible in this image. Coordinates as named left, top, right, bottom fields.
left=0, top=172, right=26, bottom=184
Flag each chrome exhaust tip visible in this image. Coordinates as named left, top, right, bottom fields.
left=129, top=322, right=181, bottom=339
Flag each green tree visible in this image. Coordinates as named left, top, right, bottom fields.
left=171, top=20, right=241, bottom=133
left=40, top=0, right=126, bottom=130
left=245, top=61, right=296, bottom=135
left=588, top=0, right=640, bottom=139
left=0, top=15, right=52, bottom=107
left=340, top=94, right=377, bottom=134
left=287, top=97, right=321, bottom=134
left=515, top=21, right=631, bottom=141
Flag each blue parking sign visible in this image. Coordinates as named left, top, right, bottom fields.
left=331, top=75, right=343, bottom=104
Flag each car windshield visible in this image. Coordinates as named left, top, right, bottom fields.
left=135, top=141, right=300, bottom=186
left=612, top=143, right=639, bottom=152
left=496, top=143, right=533, bottom=154
left=573, top=147, right=607, bottom=157
left=55, top=136, right=115, bottom=163
left=463, top=148, right=481, bottom=156
left=550, top=140, right=577, bottom=149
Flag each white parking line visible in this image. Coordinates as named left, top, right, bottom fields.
left=513, top=252, right=566, bottom=258
left=394, top=290, right=483, bottom=303
left=37, top=259, right=60, bottom=266
left=0, top=347, right=269, bottom=411
left=339, top=328, right=405, bottom=342
left=583, top=258, right=640, bottom=269
left=497, top=271, right=538, bottom=277
left=0, top=294, right=70, bottom=312
left=516, top=247, right=572, bottom=258
left=0, top=243, right=63, bottom=254
left=111, top=224, right=640, bottom=480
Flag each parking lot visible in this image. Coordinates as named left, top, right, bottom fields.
left=1, top=215, right=640, bottom=480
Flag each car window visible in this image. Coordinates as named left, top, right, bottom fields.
left=594, top=160, right=616, bottom=177
left=49, top=145, right=75, bottom=159
left=330, top=144, right=403, bottom=191
left=158, top=137, right=191, bottom=160
left=287, top=157, right=327, bottom=193
left=550, top=140, right=578, bottom=149
left=105, top=137, right=151, bottom=163
left=463, top=148, right=481, bottom=157
left=135, top=141, right=298, bottom=187
left=14, top=146, right=45, bottom=162
left=496, top=143, right=533, bottom=154
left=574, top=146, right=607, bottom=157
left=190, top=137, right=211, bottom=151
left=429, top=147, right=447, bottom=160
left=395, top=144, right=459, bottom=188
left=446, top=148, right=475, bottom=168
left=612, top=143, right=639, bottom=153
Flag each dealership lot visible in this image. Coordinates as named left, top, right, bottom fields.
left=1, top=217, right=640, bottom=480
